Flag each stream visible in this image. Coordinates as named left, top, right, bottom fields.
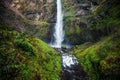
left=57, top=49, right=87, bottom=80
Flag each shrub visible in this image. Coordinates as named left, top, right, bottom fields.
left=15, top=40, right=36, bottom=55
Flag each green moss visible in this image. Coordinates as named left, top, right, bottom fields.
left=63, top=0, right=76, bottom=16
left=15, top=40, right=36, bottom=55
left=26, top=20, right=50, bottom=26
left=64, top=16, right=89, bottom=44
left=100, top=55, right=120, bottom=76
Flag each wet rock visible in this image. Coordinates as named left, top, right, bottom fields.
left=47, top=0, right=53, bottom=3
left=61, top=64, right=87, bottom=80
left=77, top=9, right=87, bottom=16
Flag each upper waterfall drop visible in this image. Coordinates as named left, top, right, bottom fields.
left=51, top=0, right=64, bottom=48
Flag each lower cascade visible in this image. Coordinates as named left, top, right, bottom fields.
left=60, top=50, right=87, bottom=80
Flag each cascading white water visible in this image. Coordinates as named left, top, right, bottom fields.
left=51, top=0, right=64, bottom=48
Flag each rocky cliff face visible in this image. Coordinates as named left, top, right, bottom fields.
left=63, top=0, right=94, bottom=45
left=1, top=0, right=104, bottom=45
left=2, top=0, right=119, bottom=45
left=5, top=0, right=55, bottom=21
left=62, top=0, right=116, bottom=45
left=1, top=0, right=56, bottom=42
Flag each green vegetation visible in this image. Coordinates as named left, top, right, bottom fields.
left=0, top=21, right=62, bottom=80
left=64, top=16, right=88, bottom=44
left=70, top=34, right=120, bottom=80
left=89, top=0, right=120, bottom=41
left=63, top=0, right=76, bottom=16
left=63, top=0, right=93, bottom=45
left=64, top=16, right=81, bottom=36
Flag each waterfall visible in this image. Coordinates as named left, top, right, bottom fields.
left=51, top=0, right=64, bottom=48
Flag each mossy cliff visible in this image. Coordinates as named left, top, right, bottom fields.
left=63, top=0, right=92, bottom=45
left=62, top=0, right=120, bottom=45
left=69, top=0, right=120, bottom=80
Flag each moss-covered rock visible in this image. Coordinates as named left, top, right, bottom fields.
left=64, top=16, right=93, bottom=45
left=62, top=0, right=94, bottom=45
